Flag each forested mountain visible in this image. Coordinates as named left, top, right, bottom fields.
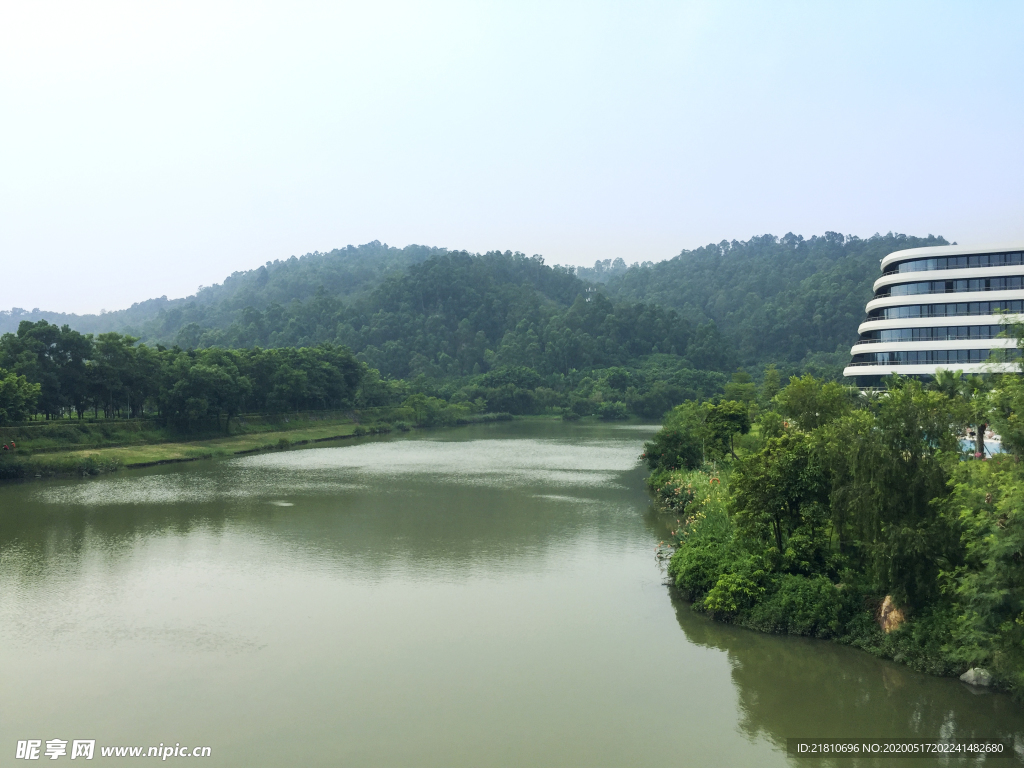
left=0, top=251, right=725, bottom=426
left=572, top=257, right=633, bottom=283
left=172, top=251, right=715, bottom=379
left=0, top=231, right=961, bottom=428
left=3, top=232, right=951, bottom=381
left=601, top=232, right=950, bottom=368
left=0, top=241, right=441, bottom=336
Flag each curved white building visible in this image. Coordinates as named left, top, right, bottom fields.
left=844, top=243, right=1024, bottom=387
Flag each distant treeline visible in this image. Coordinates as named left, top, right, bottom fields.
left=0, top=231, right=963, bottom=431
left=600, top=231, right=950, bottom=368
left=163, top=251, right=722, bottom=379
left=0, top=241, right=444, bottom=336
left=0, top=318, right=734, bottom=428
left=0, top=321, right=364, bottom=428
left=2, top=233, right=955, bottom=383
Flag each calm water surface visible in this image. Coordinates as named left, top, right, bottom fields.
left=1, top=421, right=1021, bottom=767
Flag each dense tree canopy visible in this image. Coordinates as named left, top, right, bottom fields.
left=601, top=232, right=950, bottom=369
left=0, top=241, right=442, bottom=336
left=3, top=232, right=955, bottom=384
left=650, top=362, right=1024, bottom=693
left=0, top=320, right=366, bottom=428
left=138, top=251, right=709, bottom=380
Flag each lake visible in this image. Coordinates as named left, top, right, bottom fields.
left=1, top=420, right=1021, bottom=766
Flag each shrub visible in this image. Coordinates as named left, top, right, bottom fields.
left=669, top=539, right=736, bottom=601
left=649, top=467, right=731, bottom=521
left=642, top=423, right=701, bottom=472
left=597, top=401, right=629, bottom=421
left=704, top=571, right=764, bottom=614
left=745, top=574, right=851, bottom=637
left=649, top=471, right=697, bottom=514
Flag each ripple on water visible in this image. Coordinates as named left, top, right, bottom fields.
left=32, top=438, right=641, bottom=507
left=532, top=494, right=597, bottom=504
left=234, top=438, right=641, bottom=489
left=35, top=474, right=364, bottom=507
left=37, top=475, right=220, bottom=506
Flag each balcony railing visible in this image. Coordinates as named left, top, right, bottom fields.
left=881, top=252, right=1024, bottom=276
left=853, top=337, right=1006, bottom=344
left=876, top=281, right=1024, bottom=299
left=845, top=359, right=1016, bottom=367
left=865, top=302, right=1024, bottom=322
left=848, top=350, right=1020, bottom=367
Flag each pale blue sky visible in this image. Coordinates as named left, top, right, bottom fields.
left=2, top=0, right=1022, bottom=314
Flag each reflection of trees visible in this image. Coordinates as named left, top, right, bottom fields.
left=0, top=488, right=235, bottom=590
left=666, top=589, right=1024, bottom=766
left=643, top=491, right=1024, bottom=764
left=0, top=463, right=651, bottom=588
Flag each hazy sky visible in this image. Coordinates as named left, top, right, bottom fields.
left=2, top=1, right=1022, bottom=315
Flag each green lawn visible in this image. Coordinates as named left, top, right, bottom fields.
left=0, top=414, right=382, bottom=479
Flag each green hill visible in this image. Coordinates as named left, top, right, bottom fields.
left=172, top=250, right=710, bottom=379
left=600, top=232, right=950, bottom=369
left=0, top=241, right=441, bottom=336
left=2, top=232, right=952, bottom=382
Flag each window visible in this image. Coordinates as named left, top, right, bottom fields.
left=893, top=251, right=1023, bottom=274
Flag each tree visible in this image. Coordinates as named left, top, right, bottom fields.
left=269, top=363, right=308, bottom=412
left=159, top=350, right=250, bottom=431
left=931, top=369, right=990, bottom=456
left=775, top=375, right=852, bottom=431
left=90, top=333, right=137, bottom=418
left=189, top=356, right=251, bottom=431
left=732, top=431, right=830, bottom=570
left=760, top=364, right=781, bottom=405
left=703, top=400, right=751, bottom=459
left=990, top=373, right=1024, bottom=457
left=642, top=401, right=705, bottom=472
left=130, top=344, right=163, bottom=417
left=56, top=326, right=93, bottom=418
left=834, top=379, right=967, bottom=606
left=943, top=459, right=1024, bottom=686
left=0, top=368, right=41, bottom=425
left=723, top=369, right=757, bottom=404
left=734, top=436, right=797, bottom=555
left=687, top=322, right=734, bottom=372
left=0, top=320, right=77, bottom=418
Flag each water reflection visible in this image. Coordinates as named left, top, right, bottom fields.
left=666, top=578, right=1024, bottom=764
left=1, top=421, right=1021, bottom=768
left=0, top=424, right=655, bottom=606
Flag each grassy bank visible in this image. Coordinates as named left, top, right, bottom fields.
left=0, top=408, right=407, bottom=453
left=0, top=408, right=513, bottom=480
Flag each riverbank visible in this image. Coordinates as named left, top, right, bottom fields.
left=15, top=418, right=1018, bottom=766
left=0, top=409, right=513, bottom=481
left=643, top=378, right=1024, bottom=701
left=650, top=461, right=1022, bottom=699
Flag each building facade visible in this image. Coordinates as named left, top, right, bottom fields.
left=844, top=243, right=1024, bottom=387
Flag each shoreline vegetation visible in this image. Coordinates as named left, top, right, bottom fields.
left=0, top=309, right=733, bottom=482
left=0, top=234, right=952, bottom=481
left=644, top=366, right=1024, bottom=699
left=0, top=409, right=516, bottom=481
